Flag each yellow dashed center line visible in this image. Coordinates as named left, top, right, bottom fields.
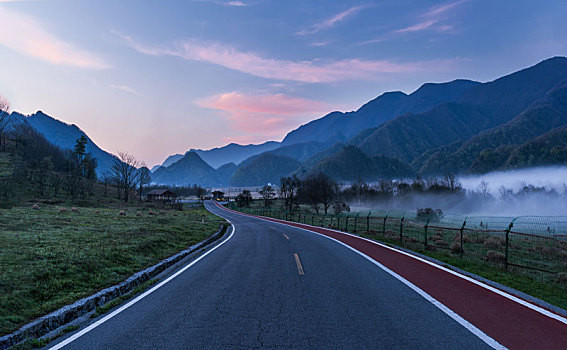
left=294, top=253, right=304, bottom=275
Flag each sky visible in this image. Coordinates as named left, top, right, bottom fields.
left=0, top=0, right=566, bottom=167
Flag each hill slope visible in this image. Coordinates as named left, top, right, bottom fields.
left=306, top=145, right=414, bottom=182
left=418, top=81, right=567, bottom=174
left=10, top=111, right=116, bottom=176
left=349, top=57, right=567, bottom=169
left=229, top=153, right=301, bottom=187
left=505, top=126, right=567, bottom=168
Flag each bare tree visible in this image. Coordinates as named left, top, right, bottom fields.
left=259, top=184, right=275, bottom=207
left=111, top=151, right=141, bottom=202
left=0, top=96, right=10, bottom=151
left=51, top=173, right=63, bottom=197
left=100, top=170, right=112, bottom=197
left=196, top=186, right=206, bottom=202
left=317, top=174, right=338, bottom=215
left=376, top=179, right=394, bottom=200
left=443, top=173, right=463, bottom=193
left=477, top=180, right=491, bottom=199
left=279, top=175, right=300, bottom=212
left=138, top=166, right=152, bottom=201
left=236, top=189, right=252, bottom=207
left=300, top=173, right=337, bottom=215
left=37, top=156, right=54, bottom=196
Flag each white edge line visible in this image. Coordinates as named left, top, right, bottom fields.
left=224, top=206, right=567, bottom=326
left=49, top=214, right=235, bottom=350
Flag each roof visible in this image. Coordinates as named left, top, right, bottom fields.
left=146, top=189, right=176, bottom=196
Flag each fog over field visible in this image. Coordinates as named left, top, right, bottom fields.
left=457, top=167, right=567, bottom=217
left=459, top=167, right=567, bottom=197
left=349, top=167, right=567, bottom=217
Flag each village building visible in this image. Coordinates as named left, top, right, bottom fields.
left=146, top=189, right=176, bottom=202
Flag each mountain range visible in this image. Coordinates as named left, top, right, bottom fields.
left=281, top=79, right=480, bottom=146
left=190, top=141, right=280, bottom=169
left=153, top=57, right=567, bottom=187
left=8, top=57, right=567, bottom=187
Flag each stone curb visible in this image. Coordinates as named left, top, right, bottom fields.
left=0, top=224, right=227, bottom=349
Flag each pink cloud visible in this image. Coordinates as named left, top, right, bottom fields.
left=120, top=34, right=442, bottom=83
left=297, top=6, right=365, bottom=35
left=109, top=84, right=140, bottom=95
left=0, top=6, right=108, bottom=69
left=424, top=0, right=469, bottom=18
left=394, top=19, right=438, bottom=33
left=226, top=1, right=246, bottom=6
left=382, top=0, right=467, bottom=37
left=196, top=92, right=334, bottom=139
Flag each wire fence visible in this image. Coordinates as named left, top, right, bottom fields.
left=229, top=202, right=567, bottom=282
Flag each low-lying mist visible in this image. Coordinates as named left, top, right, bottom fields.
left=459, top=167, right=567, bottom=197
left=346, top=167, right=567, bottom=217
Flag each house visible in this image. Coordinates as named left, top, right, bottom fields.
left=212, top=191, right=225, bottom=201
left=146, top=189, right=176, bottom=202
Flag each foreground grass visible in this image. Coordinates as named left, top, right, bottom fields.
left=0, top=203, right=223, bottom=336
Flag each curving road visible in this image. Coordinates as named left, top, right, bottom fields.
left=47, top=202, right=567, bottom=349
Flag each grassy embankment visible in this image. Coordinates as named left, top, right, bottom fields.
left=0, top=202, right=223, bottom=336
left=235, top=200, right=567, bottom=311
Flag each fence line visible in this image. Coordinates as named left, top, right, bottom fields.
left=229, top=202, right=567, bottom=282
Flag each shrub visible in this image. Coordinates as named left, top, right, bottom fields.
left=435, top=239, right=448, bottom=247
left=485, top=250, right=506, bottom=264
left=332, top=201, right=350, bottom=215
left=557, top=272, right=567, bottom=286
left=450, top=242, right=461, bottom=253
left=484, top=236, right=504, bottom=249
left=416, top=208, right=444, bottom=223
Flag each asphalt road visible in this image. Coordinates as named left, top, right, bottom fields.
left=49, top=201, right=494, bottom=349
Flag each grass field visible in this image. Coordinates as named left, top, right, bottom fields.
left=0, top=203, right=224, bottom=336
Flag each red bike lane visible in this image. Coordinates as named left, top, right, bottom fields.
left=218, top=203, right=567, bottom=349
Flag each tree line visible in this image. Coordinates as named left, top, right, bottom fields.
left=235, top=173, right=346, bottom=215
left=234, top=172, right=468, bottom=215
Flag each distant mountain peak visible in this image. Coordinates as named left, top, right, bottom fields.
left=381, top=91, right=407, bottom=97
left=412, top=79, right=479, bottom=95
left=189, top=140, right=280, bottom=168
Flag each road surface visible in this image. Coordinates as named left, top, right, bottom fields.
left=48, top=202, right=567, bottom=349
